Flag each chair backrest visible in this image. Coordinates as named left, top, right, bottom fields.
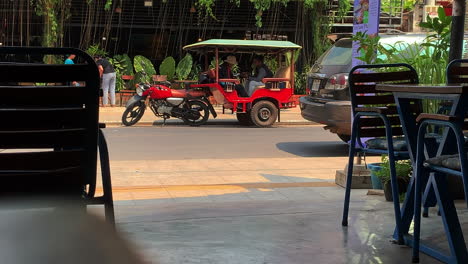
left=348, top=63, right=420, bottom=138
left=0, top=47, right=100, bottom=195
left=446, top=59, right=468, bottom=130
left=447, top=59, right=468, bottom=84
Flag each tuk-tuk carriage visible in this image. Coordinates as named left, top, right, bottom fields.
left=184, top=39, right=301, bottom=127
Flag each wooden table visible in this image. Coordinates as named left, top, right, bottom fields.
left=376, top=83, right=468, bottom=263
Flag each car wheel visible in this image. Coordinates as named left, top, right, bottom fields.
left=250, top=100, right=278, bottom=128
left=337, top=134, right=351, bottom=143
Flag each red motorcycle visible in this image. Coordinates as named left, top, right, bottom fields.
left=122, top=82, right=216, bottom=126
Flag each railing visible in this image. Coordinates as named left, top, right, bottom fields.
left=328, top=0, right=404, bottom=28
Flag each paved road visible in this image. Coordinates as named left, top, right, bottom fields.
left=103, top=126, right=349, bottom=161
left=101, top=126, right=382, bottom=200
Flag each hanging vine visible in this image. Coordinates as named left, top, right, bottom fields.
left=104, top=0, right=113, bottom=11
left=250, top=0, right=290, bottom=27
left=31, top=0, right=71, bottom=48
left=196, top=0, right=217, bottom=20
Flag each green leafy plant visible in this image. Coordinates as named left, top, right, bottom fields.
left=196, top=0, right=217, bottom=20
left=210, top=57, right=223, bottom=70
left=353, top=7, right=450, bottom=112
left=250, top=0, right=290, bottom=27
left=337, top=0, right=351, bottom=18
left=351, top=31, right=382, bottom=65
left=113, top=54, right=133, bottom=75
left=264, top=55, right=279, bottom=73
left=176, top=54, right=194, bottom=80
left=104, top=0, right=112, bottom=11
left=189, top=63, right=203, bottom=81
left=133, top=55, right=157, bottom=83
left=419, top=7, right=451, bottom=63
left=403, top=0, right=417, bottom=11
left=304, top=0, right=338, bottom=63
left=108, top=56, right=125, bottom=92
left=85, top=44, right=108, bottom=57
left=374, top=156, right=412, bottom=185
left=159, top=56, right=176, bottom=80
left=294, top=64, right=311, bottom=95
left=285, top=49, right=301, bottom=66
left=374, top=156, right=412, bottom=202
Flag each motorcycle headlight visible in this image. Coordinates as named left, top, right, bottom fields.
left=136, top=85, right=144, bottom=96
left=324, top=73, right=348, bottom=90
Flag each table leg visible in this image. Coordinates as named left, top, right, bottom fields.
left=395, top=97, right=419, bottom=161
left=395, top=176, right=415, bottom=239
left=393, top=97, right=419, bottom=239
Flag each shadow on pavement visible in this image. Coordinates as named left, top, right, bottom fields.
left=276, top=141, right=349, bottom=157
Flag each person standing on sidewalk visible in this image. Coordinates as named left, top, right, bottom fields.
left=64, top=54, right=75, bottom=64
left=95, top=56, right=116, bottom=107
left=64, top=54, right=79, bottom=86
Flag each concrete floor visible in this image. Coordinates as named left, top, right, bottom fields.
left=96, top=127, right=461, bottom=263
left=110, top=187, right=458, bottom=264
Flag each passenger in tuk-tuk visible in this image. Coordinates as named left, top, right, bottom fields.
left=219, top=55, right=249, bottom=97
left=244, top=55, right=273, bottom=96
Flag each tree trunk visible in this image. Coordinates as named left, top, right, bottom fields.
left=449, top=0, right=466, bottom=61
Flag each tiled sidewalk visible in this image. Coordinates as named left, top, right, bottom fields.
left=97, top=156, right=380, bottom=205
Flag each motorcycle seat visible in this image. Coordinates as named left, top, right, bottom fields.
left=170, top=89, right=205, bottom=98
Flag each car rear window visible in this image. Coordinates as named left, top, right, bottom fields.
left=320, top=40, right=352, bottom=66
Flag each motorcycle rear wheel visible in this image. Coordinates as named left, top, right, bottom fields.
left=122, top=102, right=146, bottom=126
left=182, top=100, right=210, bottom=126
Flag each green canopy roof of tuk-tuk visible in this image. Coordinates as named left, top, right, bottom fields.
left=183, top=39, right=302, bottom=53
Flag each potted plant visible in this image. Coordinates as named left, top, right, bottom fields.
left=367, top=163, right=383, bottom=190
left=374, top=156, right=412, bottom=201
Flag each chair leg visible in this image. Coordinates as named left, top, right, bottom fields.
left=412, top=153, right=426, bottom=262
left=422, top=207, right=429, bottom=218
left=433, top=175, right=468, bottom=262
left=413, top=122, right=431, bottom=262
left=342, top=131, right=358, bottom=227
left=99, top=129, right=115, bottom=226
left=453, top=127, right=468, bottom=209
left=387, top=150, right=404, bottom=245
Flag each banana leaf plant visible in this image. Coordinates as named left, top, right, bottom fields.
left=159, top=56, right=176, bottom=80
left=133, top=55, right=157, bottom=84
left=176, top=54, right=193, bottom=80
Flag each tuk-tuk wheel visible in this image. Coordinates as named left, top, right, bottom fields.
left=250, top=100, right=278, bottom=127
left=236, top=112, right=253, bottom=126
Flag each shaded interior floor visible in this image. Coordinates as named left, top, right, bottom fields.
left=100, top=186, right=468, bottom=264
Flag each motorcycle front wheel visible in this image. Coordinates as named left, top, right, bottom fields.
left=122, top=101, right=146, bottom=126
left=182, top=100, right=210, bottom=126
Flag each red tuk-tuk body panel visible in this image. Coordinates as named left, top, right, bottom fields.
left=190, top=83, right=295, bottom=112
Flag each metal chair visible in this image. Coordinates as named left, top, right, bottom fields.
left=342, top=63, right=420, bottom=245
left=0, top=47, right=114, bottom=224
left=411, top=60, right=468, bottom=263
left=412, top=115, right=468, bottom=263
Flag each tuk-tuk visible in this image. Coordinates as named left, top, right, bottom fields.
left=184, top=39, right=301, bottom=127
